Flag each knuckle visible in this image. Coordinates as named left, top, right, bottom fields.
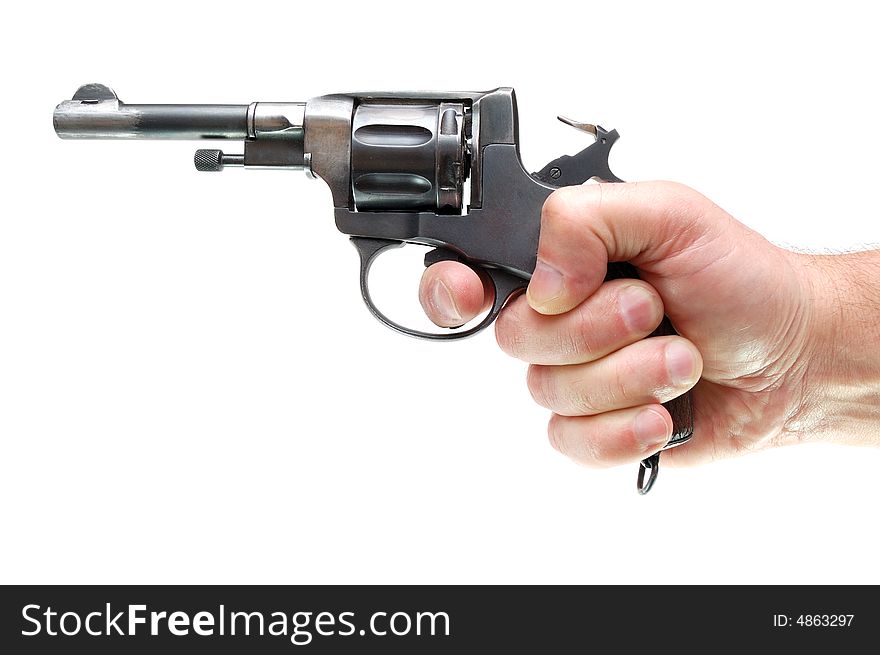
left=541, top=186, right=579, bottom=223
left=570, top=359, right=630, bottom=416
left=612, top=357, right=636, bottom=404
left=580, top=436, right=607, bottom=467
left=653, top=180, right=699, bottom=203
left=494, top=308, right=527, bottom=357
left=540, top=187, right=588, bottom=238
left=547, top=415, right=565, bottom=455
left=527, top=365, right=555, bottom=409
left=548, top=415, right=609, bottom=467
left=557, top=332, right=591, bottom=362
left=649, top=342, right=679, bottom=402
left=624, top=344, right=675, bottom=406
left=530, top=363, right=599, bottom=416
left=567, top=383, right=599, bottom=415
left=651, top=181, right=710, bottom=224
left=526, top=364, right=545, bottom=405
left=567, top=305, right=599, bottom=359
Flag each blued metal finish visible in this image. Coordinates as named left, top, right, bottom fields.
left=350, top=102, right=466, bottom=213
left=435, top=102, right=467, bottom=212
left=194, top=149, right=244, bottom=171
left=336, top=144, right=552, bottom=276
left=54, top=84, right=248, bottom=140
left=303, top=95, right=355, bottom=208
left=533, top=125, right=623, bottom=185
left=245, top=102, right=306, bottom=168
left=637, top=453, right=660, bottom=494
left=244, top=139, right=304, bottom=168
left=249, top=102, right=306, bottom=140
left=340, top=87, right=517, bottom=209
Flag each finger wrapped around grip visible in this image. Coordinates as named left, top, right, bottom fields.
left=548, top=405, right=674, bottom=468
left=527, top=336, right=702, bottom=417
left=495, top=279, right=664, bottom=365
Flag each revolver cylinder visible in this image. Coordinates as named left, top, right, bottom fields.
left=350, top=102, right=467, bottom=214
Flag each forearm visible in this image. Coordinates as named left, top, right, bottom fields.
left=797, top=250, right=880, bottom=445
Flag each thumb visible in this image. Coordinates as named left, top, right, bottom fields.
left=526, top=181, right=728, bottom=315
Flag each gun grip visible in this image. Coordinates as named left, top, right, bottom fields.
left=648, top=313, right=695, bottom=446
left=606, top=262, right=695, bottom=492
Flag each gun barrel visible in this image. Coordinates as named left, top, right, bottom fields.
left=54, top=101, right=249, bottom=140
left=54, top=84, right=310, bottom=170
left=53, top=83, right=249, bottom=139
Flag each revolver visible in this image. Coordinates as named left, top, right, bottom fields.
left=53, top=83, right=693, bottom=493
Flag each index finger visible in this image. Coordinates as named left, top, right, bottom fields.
left=419, top=261, right=492, bottom=327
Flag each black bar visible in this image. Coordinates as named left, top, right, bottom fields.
left=1, top=585, right=875, bottom=653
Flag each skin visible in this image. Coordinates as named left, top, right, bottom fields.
left=419, top=182, right=880, bottom=469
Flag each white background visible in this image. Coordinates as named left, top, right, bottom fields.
left=1, top=1, right=879, bottom=584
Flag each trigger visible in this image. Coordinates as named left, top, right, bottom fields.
left=423, top=247, right=465, bottom=268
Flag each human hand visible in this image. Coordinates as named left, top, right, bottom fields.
left=419, top=182, right=880, bottom=468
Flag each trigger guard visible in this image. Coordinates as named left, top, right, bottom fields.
left=350, top=237, right=527, bottom=341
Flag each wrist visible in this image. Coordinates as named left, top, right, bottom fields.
left=793, top=250, right=880, bottom=445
